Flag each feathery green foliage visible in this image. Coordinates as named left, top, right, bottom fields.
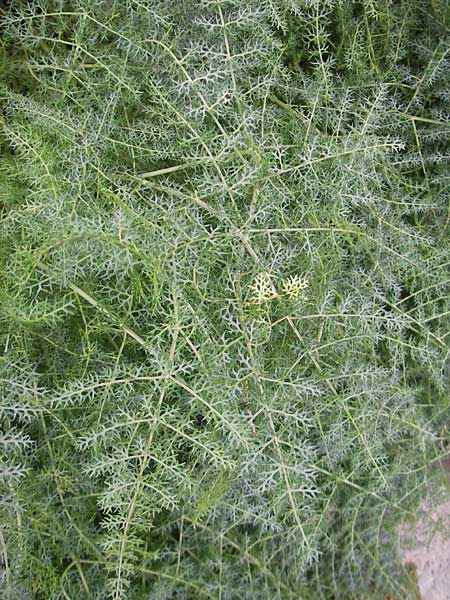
left=1, top=1, right=449, bottom=598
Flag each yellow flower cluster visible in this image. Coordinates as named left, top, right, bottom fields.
left=282, top=274, right=309, bottom=300
left=249, top=273, right=308, bottom=304
left=248, top=272, right=278, bottom=304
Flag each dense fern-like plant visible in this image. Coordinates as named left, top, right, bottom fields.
left=1, top=1, right=449, bottom=598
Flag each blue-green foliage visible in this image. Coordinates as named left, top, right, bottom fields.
left=0, top=1, right=449, bottom=598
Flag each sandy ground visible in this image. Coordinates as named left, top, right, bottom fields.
left=401, top=498, right=450, bottom=600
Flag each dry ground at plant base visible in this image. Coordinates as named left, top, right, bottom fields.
left=400, top=461, right=450, bottom=600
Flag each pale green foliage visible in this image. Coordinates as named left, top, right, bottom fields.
left=0, top=1, right=449, bottom=598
